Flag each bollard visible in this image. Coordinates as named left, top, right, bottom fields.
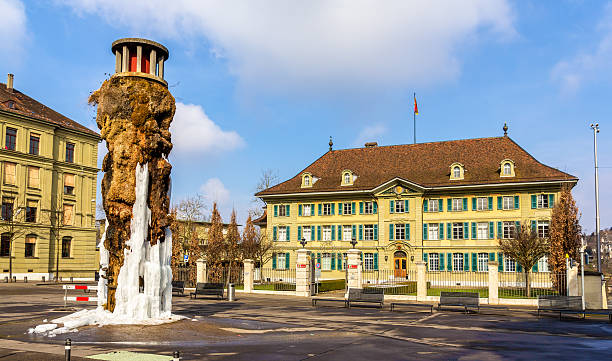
left=70, top=277, right=74, bottom=283
left=228, top=283, right=235, bottom=301
left=173, top=350, right=180, bottom=361
left=65, top=338, right=71, bottom=361
left=42, top=276, right=45, bottom=282
left=24, top=276, right=27, bottom=283
left=12, top=276, right=16, bottom=283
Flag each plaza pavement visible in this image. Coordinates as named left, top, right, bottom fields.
left=1, top=282, right=611, bottom=360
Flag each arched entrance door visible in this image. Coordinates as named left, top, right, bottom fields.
left=394, top=251, right=407, bottom=278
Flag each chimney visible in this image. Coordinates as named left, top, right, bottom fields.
left=364, top=142, right=378, bottom=148
left=7, top=74, right=14, bottom=93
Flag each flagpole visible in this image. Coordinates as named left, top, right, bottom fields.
left=413, top=92, right=416, bottom=144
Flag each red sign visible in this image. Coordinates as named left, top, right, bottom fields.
left=349, top=265, right=358, bottom=269
left=297, top=264, right=307, bottom=268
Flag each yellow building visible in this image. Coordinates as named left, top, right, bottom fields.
left=255, top=133, right=577, bottom=279
left=0, top=75, right=101, bottom=281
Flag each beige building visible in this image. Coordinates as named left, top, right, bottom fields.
left=0, top=74, right=101, bottom=281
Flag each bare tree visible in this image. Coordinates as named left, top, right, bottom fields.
left=241, top=217, right=275, bottom=268
left=0, top=198, right=27, bottom=282
left=250, top=168, right=279, bottom=218
left=42, top=194, right=69, bottom=282
left=170, top=194, right=207, bottom=285
left=498, top=222, right=549, bottom=297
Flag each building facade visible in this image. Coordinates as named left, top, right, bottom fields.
left=0, top=75, right=100, bottom=281
left=256, top=134, right=577, bottom=279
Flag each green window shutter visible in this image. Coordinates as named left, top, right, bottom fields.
left=464, top=253, right=469, bottom=272
left=423, top=253, right=428, bottom=263
left=317, top=253, right=321, bottom=265
left=352, top=225, right=357, bottom=239
left=423, top=224, right=428, bottom=240
left=337, top=225, right=342, bottom=240
left=447, top=223, right=451, bottom=240
left=497, top=222, right=502, bottom=238
left=531, top=195, right=537, bottom=209
left=331, top=225, right=336, bottom=241
left=497, top=196, right=502, bottom=210
left=373, top=202, right=378, bottom=214
left=423, top=199, right=429, bottom=212
left=472, top=198, right=476, bottom=211
left=548, top=194, right=555, bottom=208
left=373, top=225, right=378, bottom=240
left=439, top=223, right=444, bottom=239
left=337, top=253, right=343, bottom=270
left=462, top=198, right=468, bottom=211
left=447, top=253, right=452, bottom=271
left=286, top=205, right=290, bottom=216
left=338, top=203, right=343, bottom=215
left=285, top=253, right=290, bottom=269
left=273, top=226, right=277, bottom=241
left=532, top=262, right=538, bottom=273
left=298, top=226, right=302, bottom=240
left=274, top=205, right=278, bottom=217
left=514, top=195, right=520, bottom=209
left=311, top=225, right=315, bottom=238
left=318, top=204, right=322, bottom=215
left=317, top=226, right=321, bottom=241
left=489, top=221, right=494, bottom=239
left=463, top=222, right=468, bottom=239
left=373, top=253, right=378, bottom=270
left=498, top=253, right=503, bottom=271
left=472, top=253, right=477, bottom=272
left=438, top=199, right=444, bottom=212
left=489, top=252, right=495, bottom=261
left=298, top=204, right=302, bottom=216
left=439, top=253, right=444, bottom=271
left=358, top=225, right=363, bottom=240
left=404, top=199, right=409, bottom=212
left=351, top=202, right=356, bottom=215
left=488, top=197, right=493, bottom=210
left=531, top=220, right=537, bottom=232
left=517, top=263, right=522, bottom=272
left=515, top=221, right=520, bottom=233
left=389, top=224, right=394, bottom=240
left=471, top=222, right=476, bottom=239
left=311, top=204, right=315, bottom=214
left=286, top=226, right=290, bottom=241
left=331, top=253, right=336, bottom=270
left=447, top=199, right=452, bottom=212
left=272, top=253, right=277, bottom=269
left=331, top=203, right=335, bottom=215
left=406, top=223, right=411, bottom=240
left=390, top=200, right=394, bottom=213
left=359, top=202, right=363, bottom=214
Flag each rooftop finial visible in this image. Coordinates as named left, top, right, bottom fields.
left=329, top=136, right=333, bottom=151
left=503, top=122, right=508, bottom=136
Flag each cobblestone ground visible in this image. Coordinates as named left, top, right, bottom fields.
left=1, top=283, right=611, bottom=360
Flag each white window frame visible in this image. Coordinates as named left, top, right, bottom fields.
left=278, top=205, right=287, bottom=217
left=364, top=224, right=374, bottom=240
left=304, top=175, right=310, bottom=186
left=502, top=196, right=514, bottom=210
left=477, top=222, right=488, bottom=240
left=476, top=197, right=488, bottom=211
left=277, top=253, right=286, bottom=270
left=364, top=201, right=373, bottom=214
left=452, top=253, right=464, bottom=272
left=453, top=166, right=461, bottom=179
left=477, top=253, right=489, bottom=272
left=503, top=163, right=512, bottom=175
left=504, top=257, right=516, bottom=272
left=502, top=221, right=516, bottom=239
left=536, top=194, right=549, bottom=208
left=429, top=199, right=439, bottom=212
left=303, top=227, right=311, bottom=242
left=428, top=223, right=439, bottom=240
left=452, top=198, right=462, bottom=211
left=429, top=253, right=439, bottom=271
left=343, top=225, right=352, bottom=241
left=278, top=226, right=287, bottom=242
left=322, top=203, right=332, bottom=216
left=344, top=173, right=351, bottom=185
left=322, top=225, right=332, bottom=241
left=364, top=253, right=374, bottom=270
left=538, top=256, right=549, bottom=272
left=537, top=220, right=550, bottom=238
left=394, top=201, right=405, bottom=213
left=395, top=223, right=405, bottom=240
left=303, top=204, right=312, bottom=216
left=321, top=253, right=332, bottom=270
left=343, top=202, right=351, bottom=215
left=452, top=222, right=464, bottom=240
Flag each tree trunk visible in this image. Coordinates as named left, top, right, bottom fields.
left=525, top=270, right=531, bottom=298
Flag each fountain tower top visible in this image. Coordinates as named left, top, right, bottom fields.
left=111, top=38, right=169, bottom=86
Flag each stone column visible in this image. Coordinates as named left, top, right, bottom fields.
left=150, top=49, right=157, bottom=76
left=568, top=265, right=579, bottom=296
left=295, top=249, right=311, bottom=297
left=136, top=45, right=142, bottom=72
left=415, top=261, right=427, bottom=301
left=122, top=45, right=128, bottom=72
left=243, top=259, right=254, bottom=293
left=488, top=261, right=499, bottom=305
left=159, top=59, right=165, bottom=78
left=115, top=50, right=121, bottom=73
left=196, top=258, right=207, bottom=284
left=347, top=249, right=363, bottom=290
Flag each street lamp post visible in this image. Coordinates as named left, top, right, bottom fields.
left=590, top=123, right=601, bottom=273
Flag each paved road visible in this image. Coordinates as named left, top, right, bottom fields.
left=1, top=283, right=611, bottom=360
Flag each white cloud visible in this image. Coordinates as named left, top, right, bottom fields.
left=200, top=178, right=231, bottom=205
left=551, top=3, right=612, bottom=94
left=352, top=124, right=387, bottom=147
left=0, top=0, right=27, bottom=59
left=170, top=102, right=244, bottom=154
left=59, top=0, right=514, bottom=93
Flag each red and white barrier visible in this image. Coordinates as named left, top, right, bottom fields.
left=62, top=285, right=98, bottom=291
left=64, top=296, right=98, bottom=302
left=63, top=284, right=99, bottom=306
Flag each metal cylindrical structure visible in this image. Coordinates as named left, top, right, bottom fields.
left=591, top=124, right=601, bottom=272
left=65, top=338, right=71, bottom=361
left=228, top=283, right=236, bottom=301
left=173, top=350, right=180, bottom=361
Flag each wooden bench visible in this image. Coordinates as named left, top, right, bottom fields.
left=437, top=291, right=480, bottom=314
left=346, top=288, right=384, bottom=309
left=538, top=295, right=612, bottom=322
left=390, top=302, right=434, bottom=313
left=171, top=281, right=185, bottom=296
left=190, top=282, right=224, bottom=299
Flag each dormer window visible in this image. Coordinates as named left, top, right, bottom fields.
left=301, top=172, right=313, bottom=188
left=500, top=159, right=515, bottom=177
left=341, top=170, right=355, bottom=186
left=449, top=163, right=464, bottom=180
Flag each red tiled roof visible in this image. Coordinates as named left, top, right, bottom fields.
left=253, top=210, right=267, bottom=226
left=0, top=83, right=100, bottom=138
left=256, top=136, right=576, bottom=196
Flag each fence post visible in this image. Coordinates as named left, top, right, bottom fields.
left=196, top=259, right=207, bottom=283
left=295, top=249, right=310, bottom=297
left=243, top=259, right=254, bottom=293
left=567, top=265, right=579, bottom=296
left=416, top=261, right=426, bottom=301
left=347, top=249, right=363, bottom=290
left=488, top=261, right=499, bottom=305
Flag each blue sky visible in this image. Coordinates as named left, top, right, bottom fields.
left=0, top=0, right=610, bottom=231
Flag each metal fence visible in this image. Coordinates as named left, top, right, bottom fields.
left=256, top=268, right=296, bottom=291
left=206, top=264, right=244, bottom=286
left=173, top=264, right=193, bottom=287
left=426, top=271, right=489, bottom=297
left=362, top=269, right=418, bottom=295
left=499, top=271, right=566, bottom=298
